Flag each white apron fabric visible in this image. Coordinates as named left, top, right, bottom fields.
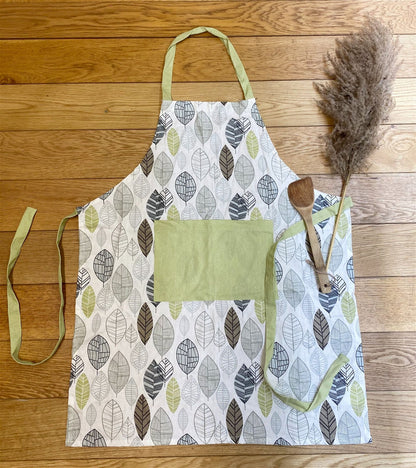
left=66, top=27, right=371, bottom=447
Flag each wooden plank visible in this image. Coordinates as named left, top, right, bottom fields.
left=1, top=35, right=414, bottom=84
left=0, top=1, right=414, bottom=38
left=0, top=80, right=414, bottom=131
left=0, top=454, right=415, bottom=468
left=2, top=124, right=415, bottom=180
left=1, top=174, right=415, bottom=230
left=0, top=392, right=414, bottom=459
left=1, top=277, right=412, bottom=341
left=1, top=332, right=414, bottom=399
left=0, top=224, right=414, bottom=284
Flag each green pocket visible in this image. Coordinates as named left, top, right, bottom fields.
left=153, top=219, right=274, bottom=301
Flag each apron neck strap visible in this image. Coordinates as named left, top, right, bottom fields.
left=161, top=26, right=254, bottom=101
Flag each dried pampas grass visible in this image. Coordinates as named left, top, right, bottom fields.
left=313, top=17, right=401, bottom=269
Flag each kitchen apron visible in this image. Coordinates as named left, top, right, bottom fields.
left=7, top=26, right=372, bottom=447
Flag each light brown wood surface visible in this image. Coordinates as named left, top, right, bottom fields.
left=1, top=2, right=415, bottom=467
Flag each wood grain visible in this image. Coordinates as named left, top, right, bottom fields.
left=2, top=124, right=415, bottom=180
left=1, top=80, right=415, bottom=131
left=0, top=392, right=414, bottom=460
left=0, top=1, right=414, bottom=38
left=1, top=35, right=414, bottom=84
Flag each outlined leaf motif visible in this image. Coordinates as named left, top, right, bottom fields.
left=330, top=319, right=353, bottom=356
left=166, top=377, right=181, bottom=413
left=196, top=186, right=216, bottom=219
left=144, top=359, right=163, bottom=400
left=198, top=355, right=220, bottom=399
left=150, top=408, right=173, bottom=445
left=241, top=318, right=263, bottom=360
left=356, top=343, right=365, bottom=372
left=232, top=100, right=248, bottom=115
left=177, top=433, right=198, bottom=445
left=229, top=193, right=248, bottom=220
left=289, top=358, right=311, bottom=400
left=153, top=314, right=174, bottom=356
left=249, top=362, right=264, bottom=385
left=337, top=212, right=348, bottom=238
left=113, top=182, right=133, bottom=218
left=341, top=292, right=356, bottom=324
left=225, top=118, right=244, bottom=149
left=243, top=411, right=267, bottom=444
left=134, top=173, right=151, bottom=200
left=283, top=270, right=305, bottom=309
left=215, top=382, right=230, bottom=412
left=255, top=300, right=266, bottom=324
left=283, top=313, right=304, bottom=351
left=106, top=309, right=126, bottom=345
left=302, top=330, right=315, bottom=349
left=277, top=237, right=296, bottom=264
left=167, top=204, right=180, bottom=221
left=167, top=128, right=180, bottom=156
left=214, top=421, right=228, bottom=444
left=313, top=309, right=330, bottom=350
left=91, top=371, right=109, bottom=403
left=235, top=299, right=249, bottom=311
left=169, top=301, right=182, bottom=320
left=194, top=403, right=215, bottom=444
left=159, top=357, right=174, bottom=381
left=287, top=408, right=309, bottom=445
left=246, top=130, right=259, bottom=159
left=278, top=191, right=298, bottom=224
left=137, top=303, right=153, bottom=345
left=250, top=207, right=262, bottom=220
left=125, top=378, right=138, bottom=407
left=319, top=400, right=337, bottom=445
left=127, top=238, right=139, bottom=257
left=323, top=236, right=343, bottom=272
left=176, top=339, right=199, bottom=376
left=257, top=175, right=278, bottom=206
left=234, top=364, right=255, bottom=404
left=87, top=335, right=110, bottom=371
left=175, top=101, right=195, bottom=125
left=102, top=399, right=123, bottom=440
left=129, top=205, right=142, bottom=229
left=82, top=285, right=95, bottom=318
left=268, top=342, right=290, bottom=378
left=153, top=118, right=166, bottom=145
left=182, top=375, right=201, bottom=408
left=310, top=348, right=328, bottom=379
left=319, top=289, right=339, bottom=314
left=93, top=249, right=114, bottom=284
left=140, top=147, right=154, bottom=177
left=96, top=283, right=114, bottom=311
left=239, top=116, right=251, bottom=133
left=128, top=288, right=142, bottom=314
left=340, top=363, right=355, bottom=388
left=213, top=328, right=226, bottom=347
left=111, top=223, right=128, bottom=258
left=79, top=230, right=92, bottom=265
left=258, top=381, right=273, bottom=417
left=121, top=417, right=135, bottom=439
left=70, top=355, right=84, bottom=386
left=66, top=406, right=80, bottom=445
left=108, top=351, right=130, bottom=395
left=146, top=189, right=164, bottom=221
left=131, top=341, right=148, bottom=371
left=137, top=219, right=153, bottom=257
left=226, top=398, right=243, bottom=443
left=235, top=155, right=255, bottom=190
left=274, top=437, right=292, bottom=446
left=99, top=203, right=117, bottom=229
left=134, top=394, right=150, bottom=440
left=76, top=268, right=90, bottom=298
left=154, top=152, right=174, bottom=187
left=338, top=411, right=361, bottom=444
left=194, top=110, right=213, bottom=144
left=191, top=148, right=210, bottom=180
left=91, top=314, right=101, bottom=334
left=75, top=373, right=90, bottom=410
left=175, top=171, right=197, bottom=202
left=346, top=256, right=355, bottom=283
left=329, top=371, right=346, bottom=406
left=219, top=145, right=234, bottom=180
left=112, top=264, right=133, bottom=304
left=82, top=429, right=106, bottom=447
left=251, top=102, right=265, bottom=127
left=350, top=381, right=365, bottom=416
left=271, top=412, right=282, bottom=436
left=224, top=307, right=240, bottom=349
left=195, top=311, right=214, bottom=350
left=219, top=346, right=237, bottom=375
left=85, top=205, right=99, bottom=233
left=308, top=424, right=323, bottom=444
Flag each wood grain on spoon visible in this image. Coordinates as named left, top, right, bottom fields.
left=287, top=177, right=332, bottom=293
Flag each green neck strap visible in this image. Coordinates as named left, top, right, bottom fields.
left=6, top=207, right=78, bottom=365
left=161, top=26, right=254, bottom=101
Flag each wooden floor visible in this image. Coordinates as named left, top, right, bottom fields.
left=1, top=1, right=415, bottom=467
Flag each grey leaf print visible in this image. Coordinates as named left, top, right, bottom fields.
left=111, top=223, right=128, bottom=258
left=96, top=283, right=114, bottom=311
left=241, top=318, right=263, bottom=360
left=91, top=371, right=110, bottom=403
left=108, top=351, right=130, bottom=395
left=338, top=411, right=361, bottom=444
left=112, top=264, right=133, bottom=304
left=268, top=342, right=289, bottom=378
left=198, top=355, right=220, bottom=399
left=219, top=346, right=237, bottom=375
left=289, top=357, right=311, bottom=400
left=66, top=406, right=80, bottom=445
left=283, top=270, right=305, bottom=309
left=330, top=319, right=353, bottom=356
left=282, top=313, right=304, bottom=351
left=93, top=249, right=114, bottom=284
left=153, top=314, right=174, bottom=356
left=194, top=111, right=213, bottom=144
left=146, top=189, right=165, bottom=221
left=243, top=411, right=266, bottom=444
left=105, top=309, right=127, bottom=345
left=72, top=315, right=86, bottom=354
left=131, top=341, right=148, bottom=371
left=113, top=182, right=133, bottom=218
left=76, top=267, right=90, bottom=297
left=278, top=191, right=298, bottom=224
left=196, top=186, right=216, bottom=219
left=194, top=311, right=215, bottom=350
left=125, top=378, right=139, bottom=407
left=177, top=433, right=198, bottom=445
left=87, top=335, right=110, bottom=371
left=234, top=155, right=255, bottom=191
left=287, top=408, right=309, bottom=445
left=234, top=364, right=255, bottom=404
left=194, top=403, right=215, bottom=443
left=144, top=359, right=163, bottom=400
left=150, top=408, right=173, bottom=445
left=225, top=118, right=244, bottom=149
left=191, top=148, right=210, bottom=180
left=174, top=101, right=195, bottom=125
left=313, top=309, right=330, bottom=350
left=154, top=151, right=174, bottom=186
left=216, top=382, right=230, bottom=412
left=257, top=175, right=278, bottom=206
left=229, top=193, right=248, bottom=220
left=82, top=429, right=106, bottom=447
left=102, top=399, right=123, bottom=440
left=159, top=357, right=174, bottom=381
left=79, top=230, right=92, bottom=265
left=176, top=338, right=199, bottom=376
left=182, top=375, right=201, bottom=408
left=251, top=102, right=265, bottom=127
left=175, top=171, right=197, bottom=203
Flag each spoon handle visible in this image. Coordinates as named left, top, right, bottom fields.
left=304, top=213, right=332, bottom=293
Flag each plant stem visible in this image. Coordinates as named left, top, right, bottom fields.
left=325, top=174, right=350, bottom=271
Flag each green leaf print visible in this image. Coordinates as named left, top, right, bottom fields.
left=257, top=381, right=273, bottom=417
left=350, top=381, right=365, bottom=417
left=82, top=285, right=95, bottom=318
left=166, top=377, right=181, bottom=413
left=85, top=205, right=98, bottom=233
left=167, top=204, right=180, bottom=220
left=337, top=212, right=348, bottom=238
left=255, top=300, right=265, bottom=324
left=341, top=291, right=356, bottom=324
left=246, top=130, right=259, bottom=159
left=75, top=373, right=90, bottom=410
left=167, top=128, right=180, bottom=156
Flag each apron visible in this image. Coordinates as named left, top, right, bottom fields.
left=7, top=26, right=372, bottom=447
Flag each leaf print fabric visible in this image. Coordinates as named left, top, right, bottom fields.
left=67, top=89, right=370, bottom=446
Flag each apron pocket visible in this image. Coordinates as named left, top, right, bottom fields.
left=153, top=219, right=274, bottom=301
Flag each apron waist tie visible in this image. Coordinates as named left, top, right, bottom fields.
left=6, top=207, right=78, bottom=365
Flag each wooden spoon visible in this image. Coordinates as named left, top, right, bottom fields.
left=288, top=177, right=332, bottom=293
